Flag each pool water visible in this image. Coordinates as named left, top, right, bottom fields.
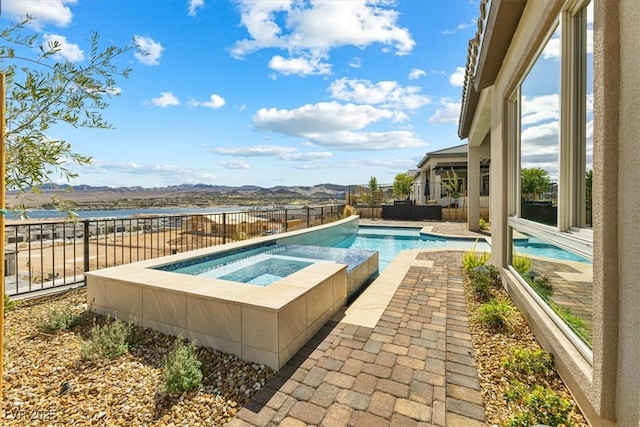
left=334, top=227, right=491, bottom=270
left=514, top=238, right=591, bottom=263
left=155, top=243, right=375, bottom=286
left=218, top=257, right=314, bottom=286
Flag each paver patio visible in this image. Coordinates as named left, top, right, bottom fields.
left=228, top=225, right=488, bottom=427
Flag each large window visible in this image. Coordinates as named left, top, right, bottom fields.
left=508, top=0, right=593, bottom=356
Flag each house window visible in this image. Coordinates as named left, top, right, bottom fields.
left=508, top=0, right=593, bottom=356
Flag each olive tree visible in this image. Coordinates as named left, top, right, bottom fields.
left=392, top=172, right=413, bottom=200
left=521, top=167, right=552, bottom=201
left=368, top=176, right=379, bottom=206
left=1, top=15, right=134, bottom=212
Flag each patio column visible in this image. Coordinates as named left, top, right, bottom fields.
left=468, top=145, right=481, bottom=230
left=430, top=166, right=437, bottom=204
left=419, top=169, right=428, bottom=204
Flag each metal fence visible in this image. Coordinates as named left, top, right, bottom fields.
left=3, top=205, right=345, bottom=297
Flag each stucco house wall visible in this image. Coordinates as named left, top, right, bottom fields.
left=458, top=0, right=640, bottom=425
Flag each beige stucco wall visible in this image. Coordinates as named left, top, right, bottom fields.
left=612, top=0, right=640, bottom=424
left=479, top=0, right=640, bottom=425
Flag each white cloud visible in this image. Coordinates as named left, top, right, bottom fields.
left=213, top=145, right=296, bottom=157
left=134, top=35, right=165, bottom=66
left=348, top=57, right=362, bottom=69
left=252, top=100, right=426, bottom=151
left=310, top=130, right=425, bottom=151
left=268, top=55, right=332, bottom=76
left=521, top=94, right=559, bottom=125
left=230, top=0, right=415, bottom=74
left=442, top=19, right=475, bottom=35
left=329, top=78, right=430, bottom=110
left=219, top=159, right=251, bottom=169
left=354, top=158, right=416, bottom=169
left=188, top=0, right=205, bottom=16
left=3, top=0, right=76, bottom=29
left=542, top=35, right=560, bottom=60
left=190, top=94, right=226, bottom=109
left=449, top=67, right=466, bottom=87
left=213, top=145, right=333, bottom=161
left=254, top=102, right=395, bottom=136
left=408, top=68, right=426, bottom=80
left=285, top=151, right=333, bottom=161
left=150, top=91, right=180, bottom=107
left=428, top=98, right=461, bottom=124
left=42, top=34, right=84, bottom=61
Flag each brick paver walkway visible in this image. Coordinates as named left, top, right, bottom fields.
left=229, top=250, right=487, bottom=426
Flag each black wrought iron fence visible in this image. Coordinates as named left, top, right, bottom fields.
left=3, top=205, right=345, bottom=297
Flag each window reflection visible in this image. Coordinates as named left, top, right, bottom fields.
left=511, top=230, right=593, bottom=347
left=584, top=1, right=594, bottom=227
left=520, top=27, right=560, bottom=226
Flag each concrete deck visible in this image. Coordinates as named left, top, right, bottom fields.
left=229, top=221, right=489, bottom=426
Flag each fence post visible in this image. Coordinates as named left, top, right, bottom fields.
left=222, top=213, right=227, bottom=245
left=320, top=207, right=324, bottom=225
left=306, top=207, right=310, bottom=228
left=284, top=209, right=288, bottom=232
left=83, top=220, right=90, bottom=272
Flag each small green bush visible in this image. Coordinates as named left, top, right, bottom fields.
left=468, top=267, right=495, bottom=301
left=476, top=298, right=515, bottom=331
left=549, top=302, right=592, bottom=347
left=512, top=253, right=532, bottom=275
left=162, top=335, right=203, bottom=394
left=479, top=217, right=489, bottom=230
left=502, top=347, right=554, bottom=377
left=81, top=316, right=132, bottom=360
left=38, top=305, right=78, bottom=333
left=505, top=382, right=574, bottom=427
left=342, top=205, right=356, bottom=218
left=529, top=274, right=554, bottom=299
left=4, top=294, right=19, bottom=314
left=461, top=241, right=491, bottom=272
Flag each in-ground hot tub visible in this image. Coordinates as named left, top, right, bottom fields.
left=85, top=216, right=376, bottom=370
left=153, top=243, right=378, bottom=298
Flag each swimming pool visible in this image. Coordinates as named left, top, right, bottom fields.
left=335, top=226, right=491, bottom=270
left=513, top=237, right=591, bottom=263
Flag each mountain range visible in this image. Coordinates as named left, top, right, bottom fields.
left=8, top=183, right=353, bottom=209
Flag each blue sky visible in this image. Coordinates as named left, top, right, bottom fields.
left=2, top=0, right=480, bottom=189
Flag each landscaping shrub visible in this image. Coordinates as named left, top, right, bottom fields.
left=502, top=347, right=554, bottom=378
left=527, top=274, right=554, bottom=299
left=468, top=266, right=496, bottom=302
left=162, top=335, right=203, bottom=394
left=512, top=253, right=532, bottom=275
left=80, top=316, right=132, bottom=360
left=461, top=241, right=491, bottom=272
left=505, top=382, right=574, bottom=427
left=4, top=294, right=18, bottom=314
left=476, top=298, right=515, bottom=331
left=342, top=205, right=356, bottom=218
left=549, top=302, right=592, bottom=347
left=37, top=304, right=79, bottom=333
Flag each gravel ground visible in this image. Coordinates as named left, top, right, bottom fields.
left=3, top=271, right=590, bottom=426
left=462, top=276, right=589, bottom=426
left=2, top=289, right=274, bottom=426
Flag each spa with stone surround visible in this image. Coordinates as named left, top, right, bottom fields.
left=85, top=216, right=377, bottom=370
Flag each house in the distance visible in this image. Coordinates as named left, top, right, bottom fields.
left=412, top=143, right=490, bottom=222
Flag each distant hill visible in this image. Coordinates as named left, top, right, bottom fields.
left=8, top=183, right=351, bottom=210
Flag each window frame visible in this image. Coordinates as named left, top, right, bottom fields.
left=507, top=0, right=594, bottom=361
left=508, top=0, right=593, bottom=262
